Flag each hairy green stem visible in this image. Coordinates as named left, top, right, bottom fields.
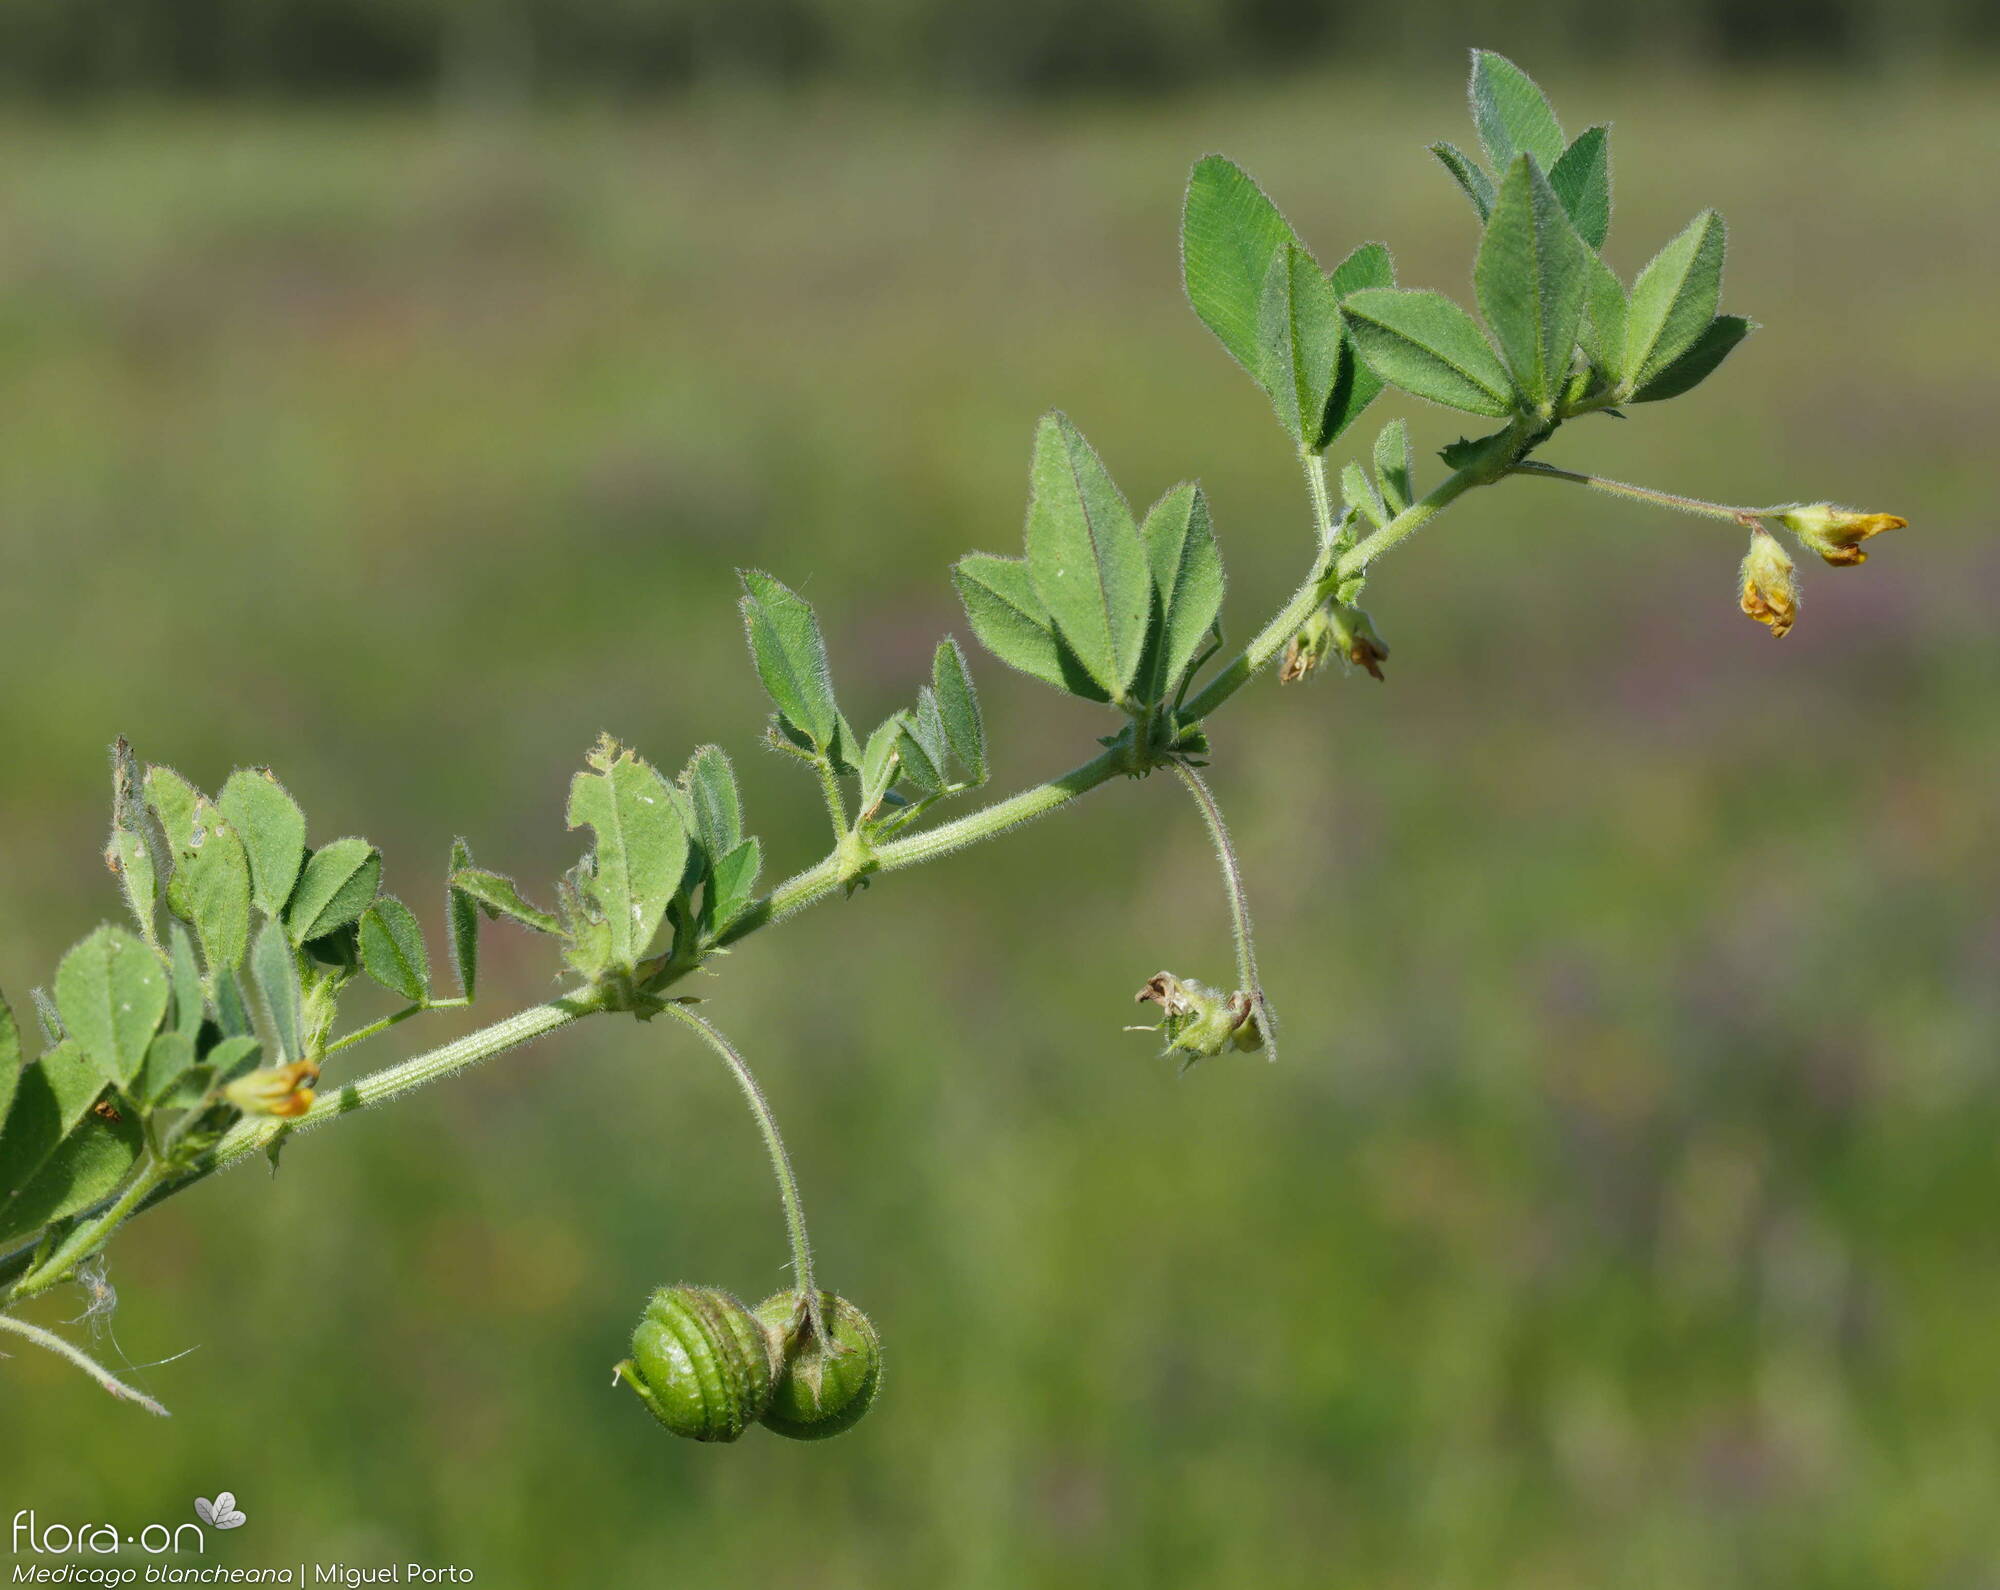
left=0, top=756, right=1138, bottom=1298
left=10, top=1158, right=175, bottom=1302
left=660, top=1004, right=823, bottom=1340
left=813, top=756, right=850, bottom=839
left=1, top=992, right=607, bottom=1300
left=1509, top=460, right=1765, bottom=524
left=2, top=455, right=1496, bottom=1309
left=1334, top=463, right=1485, bottom=579
left=0, top=1310, right=170, bottom=1417
left=1301, top=448, right=1341, bottom=550
left=1182, top=463, right=1485, bottom=723
left=1169, top=759, right=1273, bottom=1061
left=323, top=997, right=469, bottom=1058
left=721, top=746, right=1130, bottom=944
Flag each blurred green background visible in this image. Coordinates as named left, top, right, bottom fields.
left=0, top=9, right=1995, bottom=1586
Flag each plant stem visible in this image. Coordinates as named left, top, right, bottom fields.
left=1169, top=759, right=1273, bottom=1060
left=1334, top=462, right=1485, bottom=579
left=659, top=1004, right=822, bottom=1339
left=814, top=756, right=850, bottom=839
left=1, top=992, right=608, bottom=1301
left=323, top=998, right=466, bottom=1058
left=720, top=746, right=1130, bottom=944
left=9, top=1158, right=175, bottom=1302
left=1, top=454, right=1493, bottom=1303
left=1182, top=463, right=1485, bottom=723
left=1508, top=460, right=1765, bottom=524
left=1301, top=448, right=1340, bottom=549
left=0, top=756, right=1140, bottom=1296
left=0, top=1310, right=170, bottom=1417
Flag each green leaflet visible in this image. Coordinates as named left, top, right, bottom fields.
left=146, top=766, right=251, bottom=974
left=1182, top=155, right=1303, bottom=382
left=681, top=745, right=743, bottom=863
left=1625, top=210, right=1727, bottom=392
left=564, top=736, right=687, bottom=975
left=31, top=987, right=62, bottom=1046
left=1475, top=154, right=1587, bottom=413
left=953, top=554, right=1112, bottom=704
left=1341, top=288, right=1515, bottom=418
left=0, top=1042, right=143, bottom=1247
left=137, top=1028, right=198, bottom=1107
left=360, top=897, right=431, bottom=1004
left=167, top=922, right=203, bottom=1035
left=1023, top=413, right=1151, bottom=703
left=708, top=838, right=762, bottom=930
left=1374, top=419, right=1414, bottom=515
left=1258, top=243, right=1345, bottom=450
left=1342, top=462, right=1386, bottom=529
left=142, top=765, right=200, bottom=872
left=206, top=1034, right=261, bottom=1086
left=304, top=924, right=359, bottom=971
left=285, top=837, right=382, bottom=946
left=0, top=989, right=19, bottom=1126
left=1430, top=142, right=1494, bottom=221
left=931, top=638, right=987, bottom=788
left=1577, top=253, right=1630, bottom=383
left=1469, top=50, right=1566, bottom=175
left=858, top=718, right=901, bottom=817
left=1631, top=314, right=1752, bottom=402
left=251, top=917, right=304, bottom=1063
left=450, top=867, right=561, bottom=935
left=214, top=968, right=253, bottom=1038
left=1548, top=125, right=1612, bottom=251
left=1137, top=483, right=1225, bottom=705
left=446, top=837, right=479, bottom=1001
left=217, top=767, right=307, bottom=920
left=895, top=700, right=949, bottom=797
left=108, top=741, right=158, bottom=947
left=107, top=828, right=157, bottom=949
left=53, top=924, right=169, bottom=1089
left=739, top=569, right=842, bottom=757
left=179, top=813, right=252, bottom=977
left=928, top=636, right=984, bottom=784
left=149, top=1032, right=259, bottom=1110
left=1322, top=241, right=1397, bottom=447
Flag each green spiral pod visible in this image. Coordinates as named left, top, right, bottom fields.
left=616, top=1284, right=779, bottom=1443
left=754, top=1289, right=883, bottom=1441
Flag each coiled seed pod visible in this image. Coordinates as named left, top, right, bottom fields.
left=616, top=1284, right=779, bottom=1443
left=753, top=1289, right=883, bottom=1441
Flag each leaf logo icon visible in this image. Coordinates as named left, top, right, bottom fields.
left=194, top=1493, right=247, bottom=1530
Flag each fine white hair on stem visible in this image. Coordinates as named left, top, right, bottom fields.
left=0, top=1310, right=171, bottom=1417
left=1169, top=758, right=1276, bottom=1063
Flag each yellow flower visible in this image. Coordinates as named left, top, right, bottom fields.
left=1776, top=503, right=1908, bottom=567
left=1739, top=529, right=1800, bottom=638
left=224, top=1059, right=320, bottom=1119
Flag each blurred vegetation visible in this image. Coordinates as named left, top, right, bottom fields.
left=0, top=63, right=1994, bottom=1589
left=0, top=0, right=1992, bottom=100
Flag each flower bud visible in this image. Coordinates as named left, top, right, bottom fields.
left=753, top=1289, right=883, bottom=1441
left=1775, top=503, right=1907, bottom=567
left=1131, top=972, right=1265, bottom=1067
left=1280, top=605, right=1335, bottom=683
left=1328, top=603, right=1390, bottom=680
left=1738, top=529, right=1800, bottom=638
left=617, top=1284, right=779, bottom=1443
left=223, top=1059, right=318, bottom=1119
